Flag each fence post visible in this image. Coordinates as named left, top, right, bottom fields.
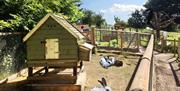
left=100, top=29, right=102, bottom=42
left=174, top=39, right=176, bottom=57
left=117, top=31, right=119, bottom=48
left=136, top=33, right=140, bottom=50
left=178, top=37, right=180, bottom=58
left=91, top=27, right=96, bottom=54
left=120, top=31, right=124, bottom=54
left=91, top=27, right=96, bottom=45
left=109, top=31, right=111, bottom=47
left=161, top=36, right=164, bottom=52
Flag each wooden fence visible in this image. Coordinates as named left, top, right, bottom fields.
left=81, top=28, right=151, bottom=52
left=155, top=37, right=178, bottom=55
left=128, top=34, right=154, bottom=91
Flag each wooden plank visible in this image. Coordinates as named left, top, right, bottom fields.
left=27, top=76, right=77, bottom=84
left=27, top=60, right=78, bottom=67
left=129, top=34, right=154, bottom=91
left=91, top=27, right=96, bottom=45
left=60, top=50, right=78, bottom=54
left=26, top=84, right=81, bottom=91
left=28, top=59, right=78, bottom=61
left=27, top=62, right=77, bottom=68
left=95, top=29, right=151, bottom=35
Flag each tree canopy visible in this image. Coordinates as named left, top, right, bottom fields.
left=114, top=16, right=126, bottom=29
left=128, top=10, right=146, bottom=31
left=144, top=0, right=180, bottom=24
left=144, top=0, right=180, bottom=39
left=0, top=0, right=84, bottom=32
left=80, top=9, right=107, bottom=28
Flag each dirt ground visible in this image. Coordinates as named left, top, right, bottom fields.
left=154, top=53, right=180, bottom=91
left=0, top=53, right=140, bottom=91
left=83, top=53, right=140, bottom=91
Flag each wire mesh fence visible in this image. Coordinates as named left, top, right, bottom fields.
left=94, top=29, right=151, bottom=51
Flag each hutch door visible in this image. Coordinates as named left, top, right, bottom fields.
left=45, top=38, right=59, bottom=59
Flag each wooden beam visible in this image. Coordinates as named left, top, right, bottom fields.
left=28, top=67, right=33, bottom=77
left=27, top=75, right=77, bottom=84
left=91, top=27, right=96, bottom=45
left=129, top=34, right=154, bottom=91
left=73, top=67, right=77, bottom=76
left=45, top=66, right=48, bottom=74
left=26, top=84, right=81, bottom=91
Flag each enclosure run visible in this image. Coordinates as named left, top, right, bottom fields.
left=0, top=13, right=180, bottom=91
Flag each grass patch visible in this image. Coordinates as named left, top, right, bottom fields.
left=167, top=32, right=180, bottom=40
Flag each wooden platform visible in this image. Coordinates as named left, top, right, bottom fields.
left=0, top=67, right=86, bottom=91
left=25, top=84, right=81, bottom=91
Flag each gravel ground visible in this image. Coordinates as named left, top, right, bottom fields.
left=154, top=53, right=180, bottom=91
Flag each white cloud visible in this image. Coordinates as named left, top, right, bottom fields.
left=110, top=4, right=145, bottom=13
left=100, top=9, right=107, bottom=13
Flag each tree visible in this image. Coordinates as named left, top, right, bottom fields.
left=128, top=10, right=146, bottom=32
left=144, top=0, right=178, bottom=39
left=80, top=9, right=107, bottom=28
left=93, top=14, right=106, bottom=28
left=80, top=10, right=94, bottom=26
left=114, top=16, right=126, bottom=30
left=114, top=16, right=121, bottom=23
left=0, top=0, right=84, bottom=32
left=144, top=0, right=180, bottom=18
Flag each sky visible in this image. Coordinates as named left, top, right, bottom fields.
left=81, top=0, right=147, bottom=25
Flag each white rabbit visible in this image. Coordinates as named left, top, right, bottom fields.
left=91, top=77, right=112, bottom=91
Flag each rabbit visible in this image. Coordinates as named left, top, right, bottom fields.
left=91, top=77, right=112, bottom=91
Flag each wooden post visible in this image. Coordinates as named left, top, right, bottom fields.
left=161, top=36, right=164, bottom=52
left=178, top=37, right=180, bottom=58
left=120, top=31, right=124, bottom=53
left=73, top=66, right=77, bottom=76
left=136, top=33, right=140, bottom=50
left=91, top=27, right=96, bottom=45
left=80, top=60, right=83, bottom=69
left=116, top=31, right=118, bottom=47
left=45, top=66, right=48, bottom=74
left=109, top=31, right=111, bottom=47
left=91, top=27, right=96, bottom=54
left=117, top=31, right=120, bottom=48
left=174, top=39, right=176, bottom=57
left=139, top=34, right=141, bottom=47
left=28, top=67, right=33, bottom=77
left=100, top=30, right=102, bottom=42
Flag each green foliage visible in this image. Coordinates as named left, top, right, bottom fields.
left=80, top=9, right=107, bottom=28
left=0, top=0, right=84, bottom=31
left=114, top=16, right=126, bottom=28
left=0, top=35, right=26, bottom=80
left=144, top=0, right=180, bottom=24
left=128, top=10, right=146, bottom=31
left=114, top=16, right=121, bottom=23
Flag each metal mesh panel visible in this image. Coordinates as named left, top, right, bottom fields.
left=95, top=29, right=151, bottom=50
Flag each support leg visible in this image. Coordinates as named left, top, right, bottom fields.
left=73, top=67, right=77, bottom=76
left=28, top=67, right=33, bottom=77
left=80, top=61, right=83, bottom=69
left=45, top=66, right=48, bottom=74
